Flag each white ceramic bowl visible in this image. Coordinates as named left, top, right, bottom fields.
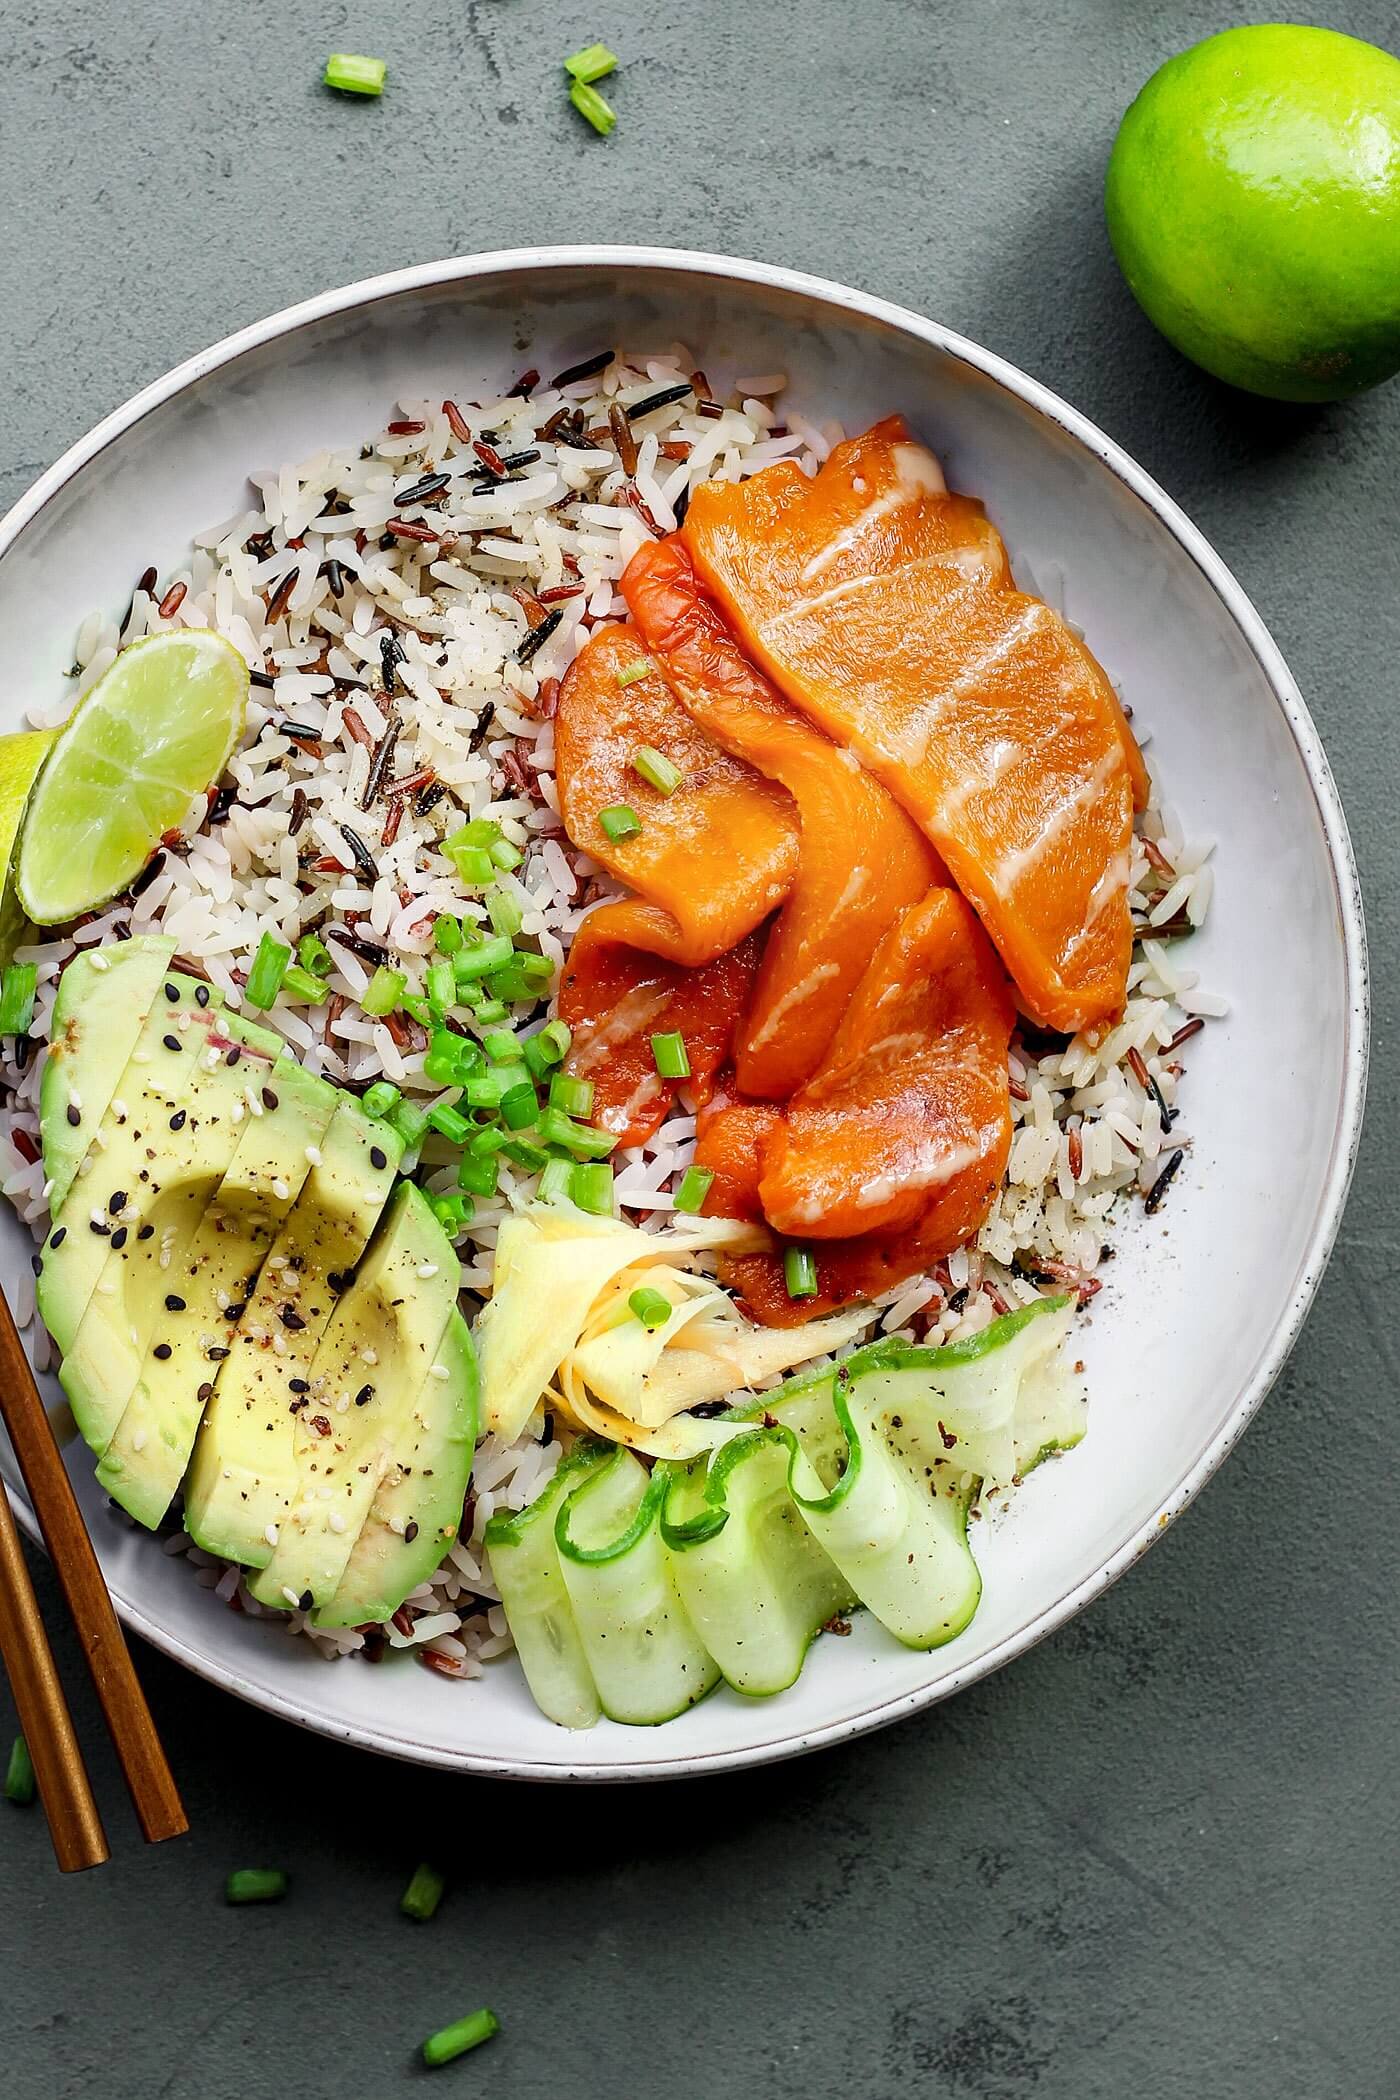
left=0, top=249, right=1367, bottom=1778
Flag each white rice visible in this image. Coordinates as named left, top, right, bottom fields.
left=1, top=348, right=1223, bottom=1679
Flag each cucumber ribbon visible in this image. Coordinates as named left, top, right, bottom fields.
left=487, top=1294, right=1083, bottom=1728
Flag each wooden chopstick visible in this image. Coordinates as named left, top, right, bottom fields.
left=0, top=1283, right=187, bottom=1852
left=0, top=1477, right=108, bottom=1870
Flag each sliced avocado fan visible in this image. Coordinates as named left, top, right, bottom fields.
left=39, top=936, right=184, bottom=1216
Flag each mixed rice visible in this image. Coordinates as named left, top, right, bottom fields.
left=0, top=350, right=1223, bottom=1678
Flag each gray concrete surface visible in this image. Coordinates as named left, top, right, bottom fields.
left=1, top=3, right=1396, bottom=2094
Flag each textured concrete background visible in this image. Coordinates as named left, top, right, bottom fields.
left=1, top=3, right=1396, bottom=2094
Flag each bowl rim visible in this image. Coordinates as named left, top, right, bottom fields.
left=0, top=244, right=1370, bottom=1780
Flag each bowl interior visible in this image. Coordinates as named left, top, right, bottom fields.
left=0, top=254, right=1363, bottom=1776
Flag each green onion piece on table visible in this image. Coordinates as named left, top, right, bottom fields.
left=570, top=1161, right=614, bottom=1214
left=564, top=42, right=618, bottom=83
left=628, top=1286, right=672, bottom=1331
left=225, top=1868, right=288, bottom=1905
left=244, top=933, right=290, bottom=1011
left=281, top=963, right=328, bottom=1006
left=422, top=2008, right=500, bottom=2069
left=361, top=965, right=406, bottom=1017
left=569, top=79, right=616, bottom=134
left=323, top=53, right=386, bottom=95
left=632, top=746, right=682, bottom=797
left=784, top=1245, right=819, bottom=1299
left=598, top=802, right=641, bottom=841
left=4, top=1735, right=34, bottom=1805
left=401, top=1862, right=447, bottom=1922
left=361, top=1080, right=401, bottom=1120
left=547, top=1073, right=594, bottom=1118
left=650, top=1030, right=690, bottom=1079
left=673, top=1165, right=715, bottom=1214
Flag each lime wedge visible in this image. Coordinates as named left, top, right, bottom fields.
left=0, top=729, right=59, bottom=963
left=17, top=630, right=248, bottom=925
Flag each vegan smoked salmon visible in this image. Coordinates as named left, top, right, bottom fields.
left=554, top=622, right=798, bottom=967
left=684, top=417, right=1149, bottom=1032
left=621, top=536, right=943, bottom=1097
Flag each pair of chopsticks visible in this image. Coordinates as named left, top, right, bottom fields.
left=0, top=1283, right=186, bottom=1870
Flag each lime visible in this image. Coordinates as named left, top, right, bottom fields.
left=0, top=729, right=59, bottom=962
left=17, top=630, right=248, bottom=925
left=1106, top=25, right=1400, bottom=402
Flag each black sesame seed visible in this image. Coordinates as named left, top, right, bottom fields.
left=137, top=1224, right=154, bottom=1241
left=225, top=1047, right=242, bottom=1067
left=152, top=1343, right=172, bottom=1361
left=298, top=1591, right=314, bottom=1612
left=49, top=1226, right=66, bottom=1248
left=225, top=1302, right=246, bottom=1322
left=169, top=1110, right=187, bottom=1131
left=162, top=1034, right=181, bottom=1052
left=164, top=1294, right=186, bottom=1312
left=280, top=1306, right=306, bottom=1330
left=288, top=1378, right=309, bottom=1394
left=29, top=1253, right=41, bottom=1276
left=66, top=1104, right=82, bottom=1127
left=261, top=1088, right=278, bottom=1112
left=207, top=1346, right=229, bottom=1361
left=89, top=1220, right=110, bottom=1236
left=110, top=1226, right=128, bottom=1250
left=404, top=1521, right=419, bottom=1543
left=108, top=1191, right=127, bottom=1214
left=197, top=1382, right=213, bottom=1403
left=164, top=982, right=180, bottom=1003
left=354, top=1384, right=374, bottom=1407
left=369, top=1146, right=387, bottom=1171
left=195, top=983, right=211, bottom=1008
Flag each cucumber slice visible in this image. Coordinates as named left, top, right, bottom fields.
left=486, top=1444, right=615, bottom=1728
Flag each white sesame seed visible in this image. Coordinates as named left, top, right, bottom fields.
left=272, top=1331, right=287, bottom=1356
left=359, top=1346, right=378, bottom=1365
left=131, top=1428, right=147, bottom=1453
left=159, top=1251, right=171, bottom=1269
left=272, top=1178, right=291, bottom=1201
left=246, top=1088, right=264, bottom=1118
left=88, top=952, right=110, bottom=972
left=131, top=1049, right=150, bottom=1066
left=96, top=1280, right=115, bottom=1297
left=69, top=1090, right=83, bottom=1111
left=281, top=1585, right=301, bottom=1607
left=78, top=1155, right=93, bottom=1175
left=264, top=1523, right=280, bottom=1547
left=41, top=1178, right=52, bottom=1198
left=177, top=1011, right=190, bottom=1032
left=231, top=1100, right=245, bottom=1122
left=111, top=1099, right=128, bottom=1121
left=429, top=1363, right=449, bottom=1380
left=328, top=1511, right=347, bottom=1534
left=304, top=1145, right=323, bottom=1167
left=216, top=1289, right=230, bottom=1311
left=416, top=1262, right=438, bottom=1280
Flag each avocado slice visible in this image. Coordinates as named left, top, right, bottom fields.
left=182, top=1098, right=404, bottom=1566
left=95, top=1050, right=341, bottom=1529
left=314, top=1310, right=478, bottom=1629
left=39, top=936, right=184, bottom=1216
left=249, top=1184, right=461, bottom=1611
left=57, top=1008, right=284, bottom=1455
left=37, top=970, right=226, bottom=1362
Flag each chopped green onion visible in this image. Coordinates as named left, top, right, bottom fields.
left=4, top=1735, right=34, bottom=1805
left=628, top=1286, right=672, bottom=1331
left=538, top=1107, right=618, bottom=1159
left=282, top=963, right=329, bottom=1006
left=447, top=843, right=496, bottom=888
left=401, top=1862, right=447, bottom=1921
left=598, top=802, right=641, bottom=842
left=548, top=1073, right=594, bottom=1118
left=564, top=41, right=618, bottom=83
left=486, top=886, right=524, bottom=939
left=673, top=1165, right=715, bottom=1214
left=462, top=1069, right=510, bottom=1111
left=650, top=1030, right=690, bottom=1079
left=422, top=2008, right=499, bottom=2069
left=510, top=948, right=554, bottom=986
left=427, top=1102, right=471, bottom=1146
left=323, top=52, right=386, bottom=96
left=784, top=1245, right=819, bottom=1299
left=389, top=1098, right=430, bottom=1149
left=361, top=1080, right=401, bottom=1121
left=225, top=1868, right=288, bottom=1905
left=471, top=997, right=509, bottom=1025
left=569, top=77, right=616, bottom=135
left=433, top=914, right=463, bottom=956
left=426, top=959, right=456, bottom=1013
left=0, top=963, right=37, bottom=1037
left=502, top=1137, right=549, bottom=1171
left=488, top=835, right=523, bottom=873
left=483, top=1030, right=520, bottom=1065
left=632, top=746, right=683, bottom=797
left=537, top=1020, right=572, bottom=1063
left=431, top=1192, right=473, bottom=1233
left=457, top=1151, right=500, bottom=1199
left=538, top=1157, right=576, bottom=1203
left=454, top=818, right=502, bottom=848
left=499, top=1082, right=538, bottom=1131
left=467, top=1122, right=514, bottom=1157
left=297, top=932, right=334, bottom=978
left=361, top=965, right=406, bottom=1017
left=244, top=933, right=291, bottom=1011
left=570, top=1161, right=614, bottom=1214
left=452, top=934, right=513, bottom=983
left=400, top=991, right=433, bottom=1026
left=615, top=656, right=652, bottom=687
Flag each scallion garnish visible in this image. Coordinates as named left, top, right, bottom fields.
left=569, top=78, right=617, bottom=135
left=432, top=1192, right=473, bottom=1233
left=433, top=914, right=463, bottom=956
left=616, top=657, right=653, bottom=687
left=536, top=1020, right=572, bottom=1063
left=673, top=1165, right=715, bottom=1214
left=598, top=803, right=641, bottom=842
left=426, top=959, right=456, bottom=1013
left=632, top=746, right=682, bottom=797
left=784, top=1245, right=819, bottom=1299
left=0, top=963, right=37, bottom=1037
left=537, top=1106, right=618, bottom=1159
left=282, top=963, right=329, bottom=1006
left=452, top=934, right=514, bottom=982
left=361, top=1080, right=401, bottom=1121
left=457, top=1151, right=500, bottom=1199
left=486, top=886, right=524, bottom=938
left=650, top=1030, right=690, bottom=1079
left=427, top=1102, right=471, bottom=1146
left=472, top=997, right=509, bottom=1025
left=570, top=1161, right=614, bottom=1213
left=564, top=42, right=618, bottom=83
left=422, top=2009, right=500, bottom=2070
left=297, top=931, right=334, bottom=978
left=444, top=839, right=496, bottom=888
left=628, top=1286, right=672, bottom=1331
left=324, top=53, right=386, bottom=96
left=225, top=1868, right=288, bottom=1905
left=4, top=1735, right=34, bottom=1805
left=482, top=1030, right=519, bottom=1064
left=499, top=1082, right=539, bottom=1131
left=503, top=1137, right=550, bottom=1171
left=361, top=965, right=406, bottom=1017
left=388, top=1097, right=430, bottom=1149
left=244, top=933, right=291, bottom=1011
left=488, top=835, right=523, bottom=873
left=538, top=1157, right=576, bottom=1203
left=548, top=1073, right=594, bottom=1118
